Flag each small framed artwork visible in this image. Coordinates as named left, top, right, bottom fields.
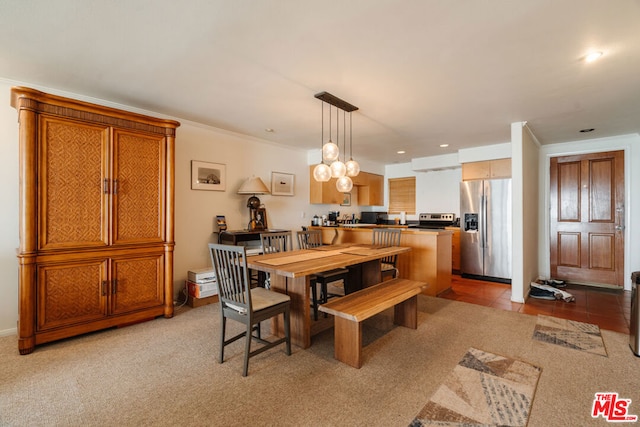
left=341, top=193, right=351, bottom=206
left=191, top=161, right=226, bottom=191
left=255, top=208, right=268, bottom=229
left=271, top=171, right=295, bottom=196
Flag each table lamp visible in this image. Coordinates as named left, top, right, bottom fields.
left=237, top=176, right=270, bottom=230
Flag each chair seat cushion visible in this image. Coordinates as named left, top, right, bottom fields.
left=381, top=263, right=395, bottom=271
left=251, top=287, right=290, bottom=312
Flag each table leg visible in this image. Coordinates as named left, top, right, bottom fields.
left=360, top=259, right=382, bottom=288
left=270, top=274, right=311, bottom=349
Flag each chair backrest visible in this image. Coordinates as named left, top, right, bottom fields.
left=261, top=231, right=292, bottom=254
left=372, top=228, right=402, bottom=265
left=209, top=243, right=251, bottom=314
left=296, top=229, right=322, bottom=250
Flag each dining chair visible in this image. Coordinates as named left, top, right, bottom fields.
left=296, top=230, right=349, bottom=320
left=208, top=243, right=291, bottom=377
left=260, top=231, right=293, bottom=289
left=372, top=228, right=402, bottom=280
left=261, top=231, right=292, bottom=254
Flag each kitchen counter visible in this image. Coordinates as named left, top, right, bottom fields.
left=309, top=226, right=452, bottom=295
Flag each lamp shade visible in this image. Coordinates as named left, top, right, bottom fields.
left=336, top=176, right=353, bottom=192
left=237, top=176, right=270, bottom=195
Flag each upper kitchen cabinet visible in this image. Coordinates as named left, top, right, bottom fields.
left=462, top=158, right=511, bottom=180
left=309, top=167, right=384, bottom=206
left=357, top=172, right=384, bottom=206
left=309, top=165, right=343, bottom=204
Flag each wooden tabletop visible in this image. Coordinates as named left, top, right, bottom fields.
left=246, top=244, right=410, bottom=278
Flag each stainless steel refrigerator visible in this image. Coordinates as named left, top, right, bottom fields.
left=460, top=179, right=512, bottom=282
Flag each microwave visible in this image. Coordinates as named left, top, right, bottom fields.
left=360, top=211, right=387, bottom=225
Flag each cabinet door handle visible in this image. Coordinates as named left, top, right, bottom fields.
left=112, top=279, right=118, bottom=294
left=103, top=179, right=109, bottom=194
left=101, top=280, right=108, bottom=296
left=113, top=179, right=118, bottom=195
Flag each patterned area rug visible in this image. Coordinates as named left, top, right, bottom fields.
left=410, top=348, right=541, bottom=427
left=532, top=314, right=607, bottom=357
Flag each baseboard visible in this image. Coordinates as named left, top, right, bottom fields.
left=0, top=327, right=17, bottom=337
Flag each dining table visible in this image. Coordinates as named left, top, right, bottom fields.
left=246, top=243, right=411, bottom=348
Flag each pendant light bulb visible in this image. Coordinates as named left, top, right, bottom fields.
left=345, top=159, right=360, bottom=177
left=313, top=163, right=331, bottom=182
left=336, top=176, right=353, bottom=193
left=322, top=141, right=339, bottom=162
left=330, top=160, right=346, bottom=178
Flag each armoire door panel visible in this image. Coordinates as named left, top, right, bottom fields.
left=111, top=130, right=165, bottom=245
left=110, top=255, right=164, bottom=315
left=38, top=116, right=110, bottom=250
left=37, top=260, right=108, bottom=331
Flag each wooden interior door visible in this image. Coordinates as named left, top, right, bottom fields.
left=550, top=150, right=624, bottom=287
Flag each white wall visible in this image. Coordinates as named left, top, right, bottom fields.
left=385, top=162, right=462, bottom=222
left=510, top=122, right=541, bottom=303
left=0, top=81, right=20, bottom=336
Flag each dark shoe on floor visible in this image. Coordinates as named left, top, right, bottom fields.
left=545, top=279, right=567, bottom=288
left=529, top=286, right=556, bottom=300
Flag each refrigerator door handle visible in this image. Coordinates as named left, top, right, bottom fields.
left=480, top=195, right=486, bottom=249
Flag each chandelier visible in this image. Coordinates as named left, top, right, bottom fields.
left=312, top=91, right=359, bottom=192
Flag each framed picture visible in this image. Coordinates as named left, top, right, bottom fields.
left=191, top=161, right=226, bottom=191
left=255, top=208, right=268, bottom=229
left=341, top=193, right=351, bottom=206
left=271, top=171, right=295, bottom=196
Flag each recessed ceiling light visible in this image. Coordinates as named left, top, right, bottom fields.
left=397, top=150, right=406, bottom=154
left=584, top=51, right=603, bottom=63
left=265, top=128, right=274, bottom=133
left=439, top=144, right=449, bottom=148
left=579, top=128, right=595, bottom=133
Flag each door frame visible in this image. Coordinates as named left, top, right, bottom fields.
left=540, top=137, right=634, bottom=291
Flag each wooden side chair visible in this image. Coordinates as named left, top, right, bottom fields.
left=208, top=243, right=291, bottom=377
left=260, top=231, right=292, bottom=289
left=297, top=230, right=349, bottom=321
left=372, top=228, right=402, bottom=280
left=261, top=231, right=292, bottom=254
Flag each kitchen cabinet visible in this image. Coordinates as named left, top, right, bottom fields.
left=309, top=168, right=384, bottom=206
left=446, top=227, right=461, bottom=273
left=309, top=166, right=344, bottom=204
left=12, top=87, right=179, bottom=354
left=462, top=158, right=511, bottom=180
left=357, top=172, right=384, bottom=206
left=309, top=226, right=452, bottom=295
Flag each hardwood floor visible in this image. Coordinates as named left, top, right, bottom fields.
left=438, top=275, right=631, bottom=334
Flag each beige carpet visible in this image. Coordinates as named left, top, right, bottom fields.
left=0, top=296, right=637, bottom=426
left=410, top=347, right=541, bottom=426
left=532, top=314, right=608, bottom=357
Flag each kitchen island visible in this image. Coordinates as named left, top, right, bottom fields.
left=309, top=226, right=452, bottom=295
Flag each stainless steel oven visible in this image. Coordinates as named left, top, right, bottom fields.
left=410, top=213, right=456, bottom=229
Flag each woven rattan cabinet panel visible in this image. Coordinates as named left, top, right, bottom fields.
left=12, top=87, right=180, bottom=354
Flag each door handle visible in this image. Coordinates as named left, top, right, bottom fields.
left=616, top=206, right=625, bottom=232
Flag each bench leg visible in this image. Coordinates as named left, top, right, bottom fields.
left=394, top=295, right=418, bottom=329
left=333, top=317, right=362, bottom=368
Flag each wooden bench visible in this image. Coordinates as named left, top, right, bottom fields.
left=318, top=278, right=428, bottom=368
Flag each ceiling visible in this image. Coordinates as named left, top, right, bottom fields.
left=1, top=0, right=639, bottom=164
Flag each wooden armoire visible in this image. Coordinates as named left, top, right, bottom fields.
left=11, top=87, right=180, bottom=354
